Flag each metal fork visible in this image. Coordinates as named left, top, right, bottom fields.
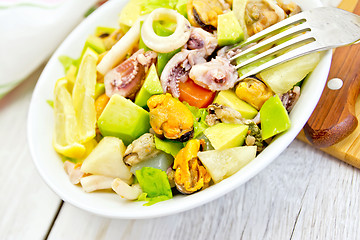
left=229, top=7, right=360, bottom=80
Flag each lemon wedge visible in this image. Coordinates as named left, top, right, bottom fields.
left=53, top=78, right=86, bottom=159
left=72, top=48, right=98, bottom=143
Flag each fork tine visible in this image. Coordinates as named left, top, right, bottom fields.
left=230, top=11, right=307, bottom=50
left=237, top=42, right=319, bottom=81
left=235, top=32, right=314, bottom=69
left=229, top=23, right=311, bottom=61
left=232, top=7, right=360, bottom=81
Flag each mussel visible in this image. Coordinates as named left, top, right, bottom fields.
left=147, top=94, right=194, bottom=142
left=187, top=0, right=230, bottom=31
left=245, top=0, right=301, bottom=36
left=280, top=86, right=300, bottom=112
left=96, top=28, right=124, bottom=51
left=123, top=133, right=160, bottom=166
left=205, top=103, right=245, bottom=126
left=235, top=77, right=274, bottom=110
left=173, top=139, right=211, bottom=194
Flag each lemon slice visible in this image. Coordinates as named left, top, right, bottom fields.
left=72, top=48, right=98, bottom=143
left=53, top=78, right=86, bottom=159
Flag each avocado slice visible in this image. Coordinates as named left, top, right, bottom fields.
left=204, top=123, right=248, bottom=150
left=213, top=90, right=258, bottom=119
left=118, top=0, right=145, bottom=29
left=95, top=26, right=116, bottom=38
left=80, top=35, right=107, bottom=57
left=94, top=83, right=105, bottom=100
left=217, top=11, right=244, bottom=47
left=235, top=52, right=275, bottom=77
left=134, top=64, right=163, bottom=108
left=97, top=95, right=151, bottom=145
left=260, top=95, right=291, bottom=140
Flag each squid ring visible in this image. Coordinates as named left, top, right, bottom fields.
left=141, top=8, right=191, bottom=53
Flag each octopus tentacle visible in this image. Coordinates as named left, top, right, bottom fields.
left=161, top=50, right=192, bottom=98
left=161, top=27, right=217, bottom=98
left=186, top=27, right=217, bottom=56
left=104, top=49, right=157, bottom=99
left=189, top=56, right=238, bottom=91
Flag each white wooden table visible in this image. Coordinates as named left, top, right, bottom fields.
left=2, top=0, right=360, bottom=238
left=1, top=62, right=360, bottom=240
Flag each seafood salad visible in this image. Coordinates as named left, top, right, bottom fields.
left=53, top=0, right=321, bottom=205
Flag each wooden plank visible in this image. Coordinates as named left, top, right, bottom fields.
left=338, top=0, right=359, bottom=10
left=0, top=64, right=62, bottom=239
left=47, top=141, right=360, bottom=240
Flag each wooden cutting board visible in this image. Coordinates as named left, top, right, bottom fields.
left=297, top=0, right=360, bottom=168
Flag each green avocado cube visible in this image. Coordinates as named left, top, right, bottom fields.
left=118, top=0, right=144, bottom=28
left=217, top=11, right=244, bottom=47
left=260, top=95, right=291, bottom=140
left=95, top=26, right=116, bottom=37
left=157, top=48, right=181, bottom=76
left=97, top=95, right=151, bottom=145
left=235, top=52, right=275, bottom=77
left=214, top=90, right=258, bottom=119
left=134, top=64, right=164, bottom=108
left=204, top=123, right=248, bottom=150
left=94, top=83, right=105, bottom=99
left=81, top=35, right=106, bottom=56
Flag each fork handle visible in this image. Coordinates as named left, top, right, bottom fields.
left=303, top=1, right=360, bottom=148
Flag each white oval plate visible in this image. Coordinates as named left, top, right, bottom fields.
left=28, top=0, right=331, bottom=219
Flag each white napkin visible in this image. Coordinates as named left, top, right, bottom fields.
left=0, top=0, right=98, bottom=98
